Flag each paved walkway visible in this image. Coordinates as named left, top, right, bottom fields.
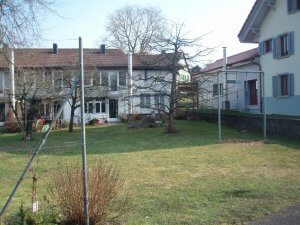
left=247, top=204, right=300, bottom=225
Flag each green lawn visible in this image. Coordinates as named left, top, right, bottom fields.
left=0, top=120, right=300, bottom=225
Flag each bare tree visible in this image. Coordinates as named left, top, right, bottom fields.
left=132, top=23, right=213, bottom=133
left=0, top=0, right=56, bottom=48
left=103, top=5, right=165, bottom=53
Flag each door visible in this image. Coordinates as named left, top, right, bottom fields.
left=109, top=99, right=118, bottom=118
left=249, top=80, right=258, bottom=105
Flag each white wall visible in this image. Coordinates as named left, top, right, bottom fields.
left=259, top=0, right=300, bottom=97
left=195, top=63, right=261, bottom=113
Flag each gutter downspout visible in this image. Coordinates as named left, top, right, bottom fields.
left=251, top=59, right=262, bottom=113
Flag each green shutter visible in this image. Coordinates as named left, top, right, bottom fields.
left=288, top=73, right=295, bottom=96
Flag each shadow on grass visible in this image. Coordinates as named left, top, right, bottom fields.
left=0, top=120, right=299, bottom=156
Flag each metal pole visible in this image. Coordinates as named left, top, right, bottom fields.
left=0, top=75, right=80, bottom=217
left=79, top=37, right=89, bottom=225
left=262, top=72, right=267, bottom=139
left=223, top=47, right=228, bottom=103
left=9, top=50, right=15, bottom=109
left=128, top=52, right=133, bottom=114
left=217, top=71, right=222, bottom=144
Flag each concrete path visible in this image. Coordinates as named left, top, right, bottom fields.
left=247, top=204, right=300, bottom=225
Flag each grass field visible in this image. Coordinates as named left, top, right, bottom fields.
left=0, top=120, right=300, bottom=224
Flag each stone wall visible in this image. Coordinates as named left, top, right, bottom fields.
left=183, top=111, right=300, bottom=138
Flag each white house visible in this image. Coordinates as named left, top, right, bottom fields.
left=239, top=0, right=300, bottom=116
left=0, top=44, right=189, bottom=126
left=193, top=48, right=262, bottom=113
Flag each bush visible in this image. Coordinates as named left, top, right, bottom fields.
left=50, top=160, right=128, bottom=225
left=4, top=201, right=61, bottom=225
left=88, top=118, right=98, bottom=126
left=4, top=110, right=20, bottom=133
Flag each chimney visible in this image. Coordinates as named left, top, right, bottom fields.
left=53, top=43, right=58, bottom=54
left=100, top=44, right=106, bottom=54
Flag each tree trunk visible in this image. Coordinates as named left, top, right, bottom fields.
left=68, top=105, right=75, bottom=132
left=167, top=112, right=176, bottom=133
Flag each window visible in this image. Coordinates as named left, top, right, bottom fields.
left=264, top=39, right=272, bottom=53
left=0, top=103, right=5, bottom=122
left=85, top=103, right=87, bottom=113
left=93, top=72, right=101, bottom=86
left=84, top=76, right=92, bottom=87
left=44, top=70, right=52, bottom=89
left=288, top=0, right=300, bottom=13
left=101, top=102, right=106, bottom=113
left=88, top=102, right=94, bottom=113
left=272, top=73, right=294, bottom=97
left=140, top=95, right=151, bottom=108
left=212, top=84, right=223, bottom=97
left=0, top=73, right=4, bottom=94
left=110, top=72, right=118, bottom=91
left=154, top=95, right=165, bottom=109
left=272, top=32, right=294, bottom=59
left=279, top=34, right=289, bottom=57
left=95, top=103, right=100, bottom=113
left=280, top=75, right=288, bottom=96
left=119, top=71, right=126, bottom=86
left=54, top=73, right=62, bottom=92
left=101, top=72, right=109, bottom=86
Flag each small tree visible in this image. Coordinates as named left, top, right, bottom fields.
left=103, top=5, right=165, bottom=53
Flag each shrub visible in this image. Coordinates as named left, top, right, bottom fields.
left=88, top=118, right=98, bottom=126
left=50, top=160, right=128, bottom=225
left=4, top=201, right=61, bottom=225
left=4, top=110, right=20, bottom=133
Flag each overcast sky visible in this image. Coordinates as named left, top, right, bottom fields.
left=39, top=0, right=257, bottom=64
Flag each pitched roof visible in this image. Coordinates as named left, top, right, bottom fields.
left=197, top=48, right=258, bottom=74
left=0, top=48, right=173, bottom=70
left=238, top=0, right=274, bottom=43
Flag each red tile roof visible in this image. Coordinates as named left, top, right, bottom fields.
left=0, top=48, right=173, bottom=70
left=200, top=48, right=258, bottom=74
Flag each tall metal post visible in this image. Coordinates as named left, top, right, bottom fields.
left=262, top=72, right=267, bottom=139
left=223, top=47, right=228, bottom=103
left=128, top=52, right=133, bottom=114
left=9, top=50, right=15, bottom=109
left=217, top=71, right=222, bottom=144
left=79, top=37, right=89, bottom=225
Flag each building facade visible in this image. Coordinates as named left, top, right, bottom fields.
left=0, top=45, right=189, bottom=126
left=239, top=0, right=300, bottom=116
left=193, top=48, right=262, bottom=113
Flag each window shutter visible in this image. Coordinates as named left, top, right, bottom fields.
left=272, top=37, right=278, bottom=59
left=272, top=76, right=279, bottom=97
left=288, top=0, right=294, bottom=13
left=288, top=73, right=295, bottom=96
left=288, top=0, right=297, bottom=13
left=258, top=42, right=264, bottom=55
left=287, top=31, right=295, bottom=56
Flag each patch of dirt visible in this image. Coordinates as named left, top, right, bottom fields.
left=225, top=139, right=266, bottom=146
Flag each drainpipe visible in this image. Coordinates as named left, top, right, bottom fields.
left=9, top=50, right=15, bottom=110
left=251, top=59, right=263, bottom=113
left=128, top=52, right=133, bottom=114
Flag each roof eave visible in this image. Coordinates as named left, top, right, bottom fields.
left=238, top=0, right=275, bottom=43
